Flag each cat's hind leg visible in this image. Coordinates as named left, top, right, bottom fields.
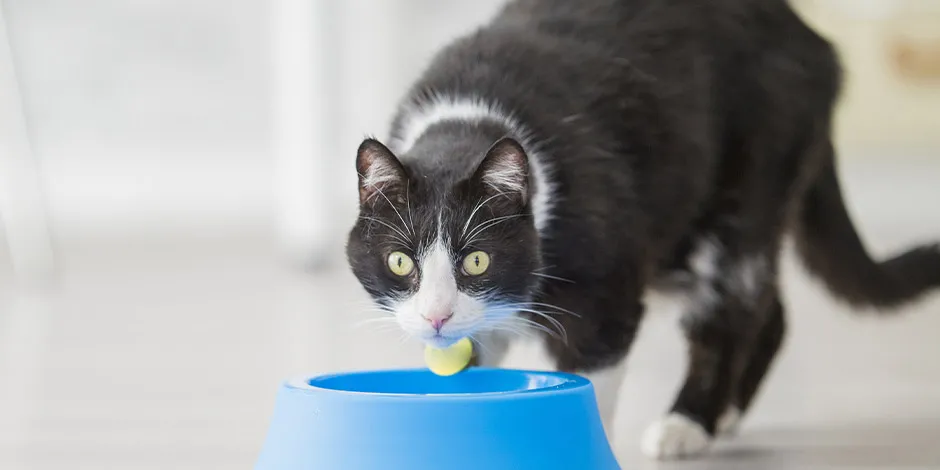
left=718, top=292, right=786, bottom=436
left=642, top=238, right=776, bottom=460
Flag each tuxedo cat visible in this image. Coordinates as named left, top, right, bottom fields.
left=345, top=0, right=940, bottom=460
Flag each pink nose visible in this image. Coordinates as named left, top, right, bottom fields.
left=425, top=314, right=453, bottom=331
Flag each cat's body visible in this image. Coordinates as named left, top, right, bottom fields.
left=346, top=0, right=940, bottom=460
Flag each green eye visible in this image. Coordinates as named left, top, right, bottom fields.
left=387, top=251, right=415, bottom=276
left=462, top=251, right=490, bottom=276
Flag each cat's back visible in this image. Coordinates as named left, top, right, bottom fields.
left=386, top=0, right=842, bottom=274
left=493, top=0, right=824, bottom=56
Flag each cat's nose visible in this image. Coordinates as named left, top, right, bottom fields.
left=424, top=313, right=453, bottom=332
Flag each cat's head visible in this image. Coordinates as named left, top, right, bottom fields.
left=346, top=136, right=540, bottom=347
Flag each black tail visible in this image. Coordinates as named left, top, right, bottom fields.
left=794, top=146, right=940, bottom=309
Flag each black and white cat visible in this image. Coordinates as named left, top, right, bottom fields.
left=345, top=0, right=940, bottom=460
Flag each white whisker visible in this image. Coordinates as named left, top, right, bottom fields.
left=463, top=214, right=527, bottom=248
left=358, top=216, right=411, bottom=245
left=375, top=188, right=414, bottom=237
left=513, top=308, right=569, bottom=344
left=358, top=170, right=414, bottom=239
left=460, top=193, right=505, bottom=239
left=381, top=236, right=412, bottom=250
left=353, top=310, right=397, bottom=319
left=467, top=334, right=493, bottom=359
left=352, top=317, right=398, bottom=329
left=486, top=321, right=536, bottom=340
left=405, top=184, right=417, bottom=236
left=503, top=315, right=562, bottom=341
left=398, top=331, right=414, bottom=345
left=466, top=214, right=526, bottom=240
left=500, top=301, right=582, bottom=318
left=531, top=272, right=576, bottom=284
left=462, top=237, right=491, bottom=249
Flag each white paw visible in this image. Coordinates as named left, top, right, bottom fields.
left=641, top=413, right=711, bottom=460
left=716, top=406, right=742, bottom=436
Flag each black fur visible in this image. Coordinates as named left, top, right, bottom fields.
left=345, top=0, right=940, bottom=452
left=348, top=134, right=540, bottom=314
left=796, top=149, right=940, bottom=308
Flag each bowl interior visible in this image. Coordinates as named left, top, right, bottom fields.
left=305, top=368, right=585, bottom=396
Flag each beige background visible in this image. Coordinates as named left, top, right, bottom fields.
left=795, top=0, right=940, bottom=155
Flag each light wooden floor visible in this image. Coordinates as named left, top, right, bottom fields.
left=1, top=157, right=939, bottom=469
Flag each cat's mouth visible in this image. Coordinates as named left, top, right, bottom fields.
left=424, top=333, right=464, bottom=349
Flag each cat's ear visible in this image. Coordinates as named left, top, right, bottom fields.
left=473, top=137, right=529, bottom=205
left=356, top=138, right=408, bottom=206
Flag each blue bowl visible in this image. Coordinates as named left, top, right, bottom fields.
left=255, top=368, right=620, bottom=470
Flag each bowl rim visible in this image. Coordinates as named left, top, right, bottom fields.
left=284, top=367, right=592, bottom=400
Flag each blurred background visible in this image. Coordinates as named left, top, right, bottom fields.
left=0, top=0, right=938, bottom=468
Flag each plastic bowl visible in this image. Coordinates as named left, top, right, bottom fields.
left=255, top=368, right=620, bottom=470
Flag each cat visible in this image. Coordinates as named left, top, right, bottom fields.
left=345, top=0, right=940, bottom=460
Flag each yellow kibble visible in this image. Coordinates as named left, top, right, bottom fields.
left=424, top=338, right=473, bottom=376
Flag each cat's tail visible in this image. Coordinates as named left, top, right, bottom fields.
left=794, top=146, right=940, bottom=310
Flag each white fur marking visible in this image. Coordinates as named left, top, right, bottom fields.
left=679, top=237, right=723, bottom=319
left=526, top=150, right=553, bottom=235
left=482, top=159, right=526, bottom=194
left=716, top=406, right=743, bottom=436
left=730, top=255, right=768, bottom=306
left=680, top=238, right=770, bottom=318
left=689, top=237, right=721, bottom=281
left=393, top=96, right=504, bottom=152
left=391, top=226, right=488, bottom=347
left=392, top=235, right=456, bottom=340
left=581, top=361, right=628, bottom=436
left=361, top=159, right=400, bottom=195
left=391, top=95, right=555, bottom=234
left=641, top=413, right=711, bottom=460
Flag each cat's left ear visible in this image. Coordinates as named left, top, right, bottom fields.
left=356, top=138, right=408, bottom=207
left=472, top=137, right=530, bottom=205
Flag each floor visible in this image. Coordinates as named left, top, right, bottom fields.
left=1, top=157, right=939, bottom=469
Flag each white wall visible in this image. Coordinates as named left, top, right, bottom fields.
left=3, top=0, right=503, bottom=240
left=5, top=0, right=271, bottom=235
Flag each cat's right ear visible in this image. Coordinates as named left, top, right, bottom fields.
left=356, top=139, right=408, bottom=207
left=472, top=137, right=530, bottom=206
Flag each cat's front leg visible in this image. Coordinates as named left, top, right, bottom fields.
left=544, top=291, right=644, bottom=440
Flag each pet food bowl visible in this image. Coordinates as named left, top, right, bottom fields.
left=255, top=368, right=620, bottom=470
